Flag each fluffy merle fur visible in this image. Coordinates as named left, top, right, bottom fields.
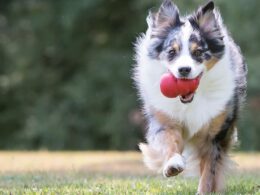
left=133, top=0, right=247, bottom=194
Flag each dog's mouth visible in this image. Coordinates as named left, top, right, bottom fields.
left=178, top=73, right=203, bottom=104
left=160, top=72, right=203, bottom=102
left=180, top=92, right=195, bottom=104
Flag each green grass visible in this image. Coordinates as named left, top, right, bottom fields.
left=0, top=173, right=259, bottom=194
left=0, top=152, right=259, bottom=194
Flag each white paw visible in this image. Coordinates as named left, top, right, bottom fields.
left=163, top=153, right=185, bottom=177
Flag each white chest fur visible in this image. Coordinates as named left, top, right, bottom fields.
left=135, top=37, right=235, bottom=137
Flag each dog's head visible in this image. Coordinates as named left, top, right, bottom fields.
left=147, top=0, right=225, bottom=103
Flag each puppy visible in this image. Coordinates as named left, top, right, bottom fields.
left=133, top=0, right=247, bottom=194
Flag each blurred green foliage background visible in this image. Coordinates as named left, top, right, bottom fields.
left=0, top=0, right=259, bottom=150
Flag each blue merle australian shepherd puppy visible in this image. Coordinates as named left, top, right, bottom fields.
left=133, top=0, right=247, bottom=194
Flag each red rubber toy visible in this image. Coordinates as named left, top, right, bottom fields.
left=160, top=73, right=200, bottom=98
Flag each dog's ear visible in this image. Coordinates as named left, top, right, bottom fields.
left=153, top=0, right=181, bottom=28
left=146, top=10, right=156, bottom=29
left=192, top=1, right=217, bottom=34
left=189, top=1, right=225, bottom=58
left=201, top=1, right=214, bottom=14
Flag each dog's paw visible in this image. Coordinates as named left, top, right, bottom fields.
left=163, top=153, right=185, bottom=177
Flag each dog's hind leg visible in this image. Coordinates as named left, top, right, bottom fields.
left=139, top=112, right=185, bottom=177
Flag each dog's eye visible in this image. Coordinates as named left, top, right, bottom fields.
left=168, top=49, right=177, bottom=60
left=193, top=49, right=203, bottom=57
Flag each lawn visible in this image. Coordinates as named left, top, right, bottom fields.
left=0, top=152, right=259, bottom=194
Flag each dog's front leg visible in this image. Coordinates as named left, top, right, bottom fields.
left=139, top=114, right=185, bottom=177
left=197, top=141, right=226, bottom=194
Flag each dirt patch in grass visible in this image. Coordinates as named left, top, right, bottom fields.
left=0, top=151, right=259, bottom=176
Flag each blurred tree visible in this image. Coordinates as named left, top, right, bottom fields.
left=0, top=0, right=258, bottom=150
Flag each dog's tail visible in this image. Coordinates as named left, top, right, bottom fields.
left=139, top=143, right=164, bottom=172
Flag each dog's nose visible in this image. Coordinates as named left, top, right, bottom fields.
left=178, top=67, right=191, bottom=77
